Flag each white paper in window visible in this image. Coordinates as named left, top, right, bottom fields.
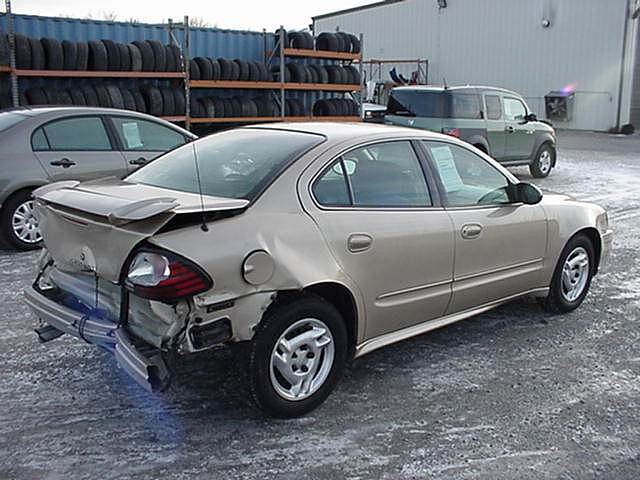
left=430, top=145, right=464, bottom=192
left=122, top=122, right=143, bottom=149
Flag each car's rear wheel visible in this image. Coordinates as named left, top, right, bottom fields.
left=248, top=295, right=347, bottom=418
left=542, top=234, right=594, bottom=313
left=1, top=189, right=42, bottom=250
left=530, top=143, right=555, bottom=178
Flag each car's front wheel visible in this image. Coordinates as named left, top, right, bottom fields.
left=248, top=295, right=348, bottom=418
left=0, top=190, right=43, bottom=250
left=529, top=143, right=555, bottom=178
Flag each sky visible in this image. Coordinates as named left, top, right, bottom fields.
left=13, top=0, right=374, bottom=31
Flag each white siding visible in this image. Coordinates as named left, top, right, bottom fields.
left=315, top=0, right=633, bottom=131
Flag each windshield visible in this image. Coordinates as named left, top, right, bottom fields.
left=126, top=128, right=325, bottom=201
left=0, top=111, right=29, bottom=133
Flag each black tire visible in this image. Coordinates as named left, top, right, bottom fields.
left=132, top=40, right=154, bottom=72
left=0, top=34, right=9, bottom=66
left=529, top=143, right=555, bottom=178
left=164, top=44, right=176, bottom=73
left=146, top=40, right=166, bottom=72
left=94, top=85, right=112, bottom=107
left=101, top=40, right=121, bottom=71
left=160, top=87, right=175, bottom=116
left=194, top=57, right=213, bottom=80
left=81, top=86, right=100, bottom=107
left=131, top=89, right=146, bottom=112
left=118, top=42, right=131, bottom=71
left=255, top=62, right=270, bottom=81
left=58, top=89, right=73, bottom=105
left=348, top=34, right=360, bottom=53
left=28, top=37, right=45, bottom=69
left=1, top=189, right=43, bottom=250
left=167, top=44, right=182, bottom=71
left=289, top=31, right=313, bottom=50
left=541, top=234, right=595, bottom=313
left=14, top=34, right=31, bottom=69
left=120, top=88, right=136, bottom=111
left=61, top=40, right=78, bottom=70
left=25, top=87, right=48, bottom=105
left=41, top=37, right=63, bottom=70
left=173, top=88, right=186, bottom=116
left=248, top=295, right=348, bottom=418
left=345, top=65, right=360, bottom=85
left=287, top=62, right=307, bottom=83
left=209, top=57, right=221, bottom=80
left=271, top=64, right=291, bottom=83
left=189, top=59, right=201, bottom=80
left=189, top=96, right=202, bottom=118
left=325, top=65, right=344, bottom=84
left=105, top=84, right=124, bottom=109
left=326, top=99, right=339, bottom=116
left=69, top=88, right=87, bottom=106
left=310, top=65, right=329, bottom=84
left=230, top=60, right=240, bottom=81
left=43, top=86, right=62, bottom=104
left=88, top=40, right=108, bottom=71
left=253, top=97, right=268, bottom=116
left=305, top=65, right=317, bottom=84
left=221, top=98, right=233, bottom=117
left=247, top=61, right=260, bottom=81
left=316, top=32, right=338, bottom=52
left=76, top=41, right=89, bottom=70
left=141, top=85, right=163, bottom=115
left=229, top=97, right=242, bottom=117
left=335, top=32, right=351, bottom=53
left=333, top=33, right=346, bottom=53
left=201, top=96, right=216, bottom=118
left=128, top=43, right=142, bottom=72
left=234, top=59, right=249, bottom=81
left=218, top=58, right=233, bottom=80
left=312, top=99, right=326, bottom=116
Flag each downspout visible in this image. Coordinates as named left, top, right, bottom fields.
left=615, top=0, right=632, bottom=131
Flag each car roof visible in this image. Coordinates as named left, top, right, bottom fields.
left=393, top=85, right=521, bottom=97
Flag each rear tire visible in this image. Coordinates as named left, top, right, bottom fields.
left=248, top=295, right=348, bottom=418
left=530, top=143, right=555, bottom=178
left=1, top=190, right=42, bottom=251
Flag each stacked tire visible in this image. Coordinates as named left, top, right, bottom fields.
left=189, top=57, right=271, bottom=82
left=274, top=29, right=361, bottom=54
left=313, top=98, right=359, bottom=117
left=190, top=95, right=304, bottom=119
left=271, top=63, right=359, bottom=85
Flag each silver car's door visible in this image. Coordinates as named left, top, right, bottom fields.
left=300, top=140, right=454, bottom=340
left=421, top=140, right=547, bottom=314
left=32, top=115, right=127, bottom=181
left=106, top=115, right=190, bottom=172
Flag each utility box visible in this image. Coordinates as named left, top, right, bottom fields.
left=545, top=91, right=575, bottom=122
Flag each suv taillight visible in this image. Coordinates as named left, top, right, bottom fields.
left=442, top=127, right=460, bottom=138
left=125, top=250, right=212, bottom=301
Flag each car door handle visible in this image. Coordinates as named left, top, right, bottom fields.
left=348, top=233, right=373, bottom=253
left=461, top=223, right=483, bottom=239
left=49, top=158, right=75, bottom=168
left=129, top=157, right=147, bottom=165
left=505, top=126, right=514, bottom=133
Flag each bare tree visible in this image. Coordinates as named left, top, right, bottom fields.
left=189, top=16, right=211, bottom=28
left=101, top=11, right=118, bottom=21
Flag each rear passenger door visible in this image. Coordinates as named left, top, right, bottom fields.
left=482, top=92, right=506, bottom=160
left=107, top=115, right=189, bottom=172
left=32, top=115, right=127, bottom=182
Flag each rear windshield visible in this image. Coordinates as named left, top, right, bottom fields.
left=126, top=129, right=324, bottom=201
left=0, top=111, right=29, bottom=132
left=387, top=90, right=481, bottom=119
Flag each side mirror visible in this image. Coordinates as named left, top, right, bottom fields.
left=524, top=113, right=537, bottom=122
left=510, top=182, right=542, bottom=204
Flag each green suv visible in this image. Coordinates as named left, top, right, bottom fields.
left=385, top=86, right=557, bottom=177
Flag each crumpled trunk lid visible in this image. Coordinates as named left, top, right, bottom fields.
left=34, top=177, right=248, bottom=283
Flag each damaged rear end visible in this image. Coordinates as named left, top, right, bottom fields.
left=24, top=178, right=247, bottom=391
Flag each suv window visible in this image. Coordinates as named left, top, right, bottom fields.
left=111, top=116, right=186, bottom=151
left=485, top=95, right=502, bottom=120
left=35, top=116, right=111, bottom=151
left=450, top=93, right=482, bottom=119
left=387, top=90, right=443, bottom=117
left=503, top=97, right=527, bottom=121
left=423, top=141, right=511, bottom=207
left=313, top=141, right=431, bottom=207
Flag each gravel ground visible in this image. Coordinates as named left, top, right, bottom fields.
left=1, top=130, right=639, bottom=480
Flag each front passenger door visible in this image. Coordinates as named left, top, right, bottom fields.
left=503, top=97, right=535, bottom=160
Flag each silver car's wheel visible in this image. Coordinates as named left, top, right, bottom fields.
left=560, top=246, right=590, bottom=302
left=270, top=318, right=335, bottom=401
left=249, top=295, right=347, bottom=418
left=12, top=199, right=42, bottom=245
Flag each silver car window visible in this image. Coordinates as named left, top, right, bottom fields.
left=38, top=116, right=112, bottom=151
left=111, top=116, right=186, bottom=151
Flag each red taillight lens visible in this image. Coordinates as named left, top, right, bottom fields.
left=442, top=127, right=460, bottom=138
left=125, top=250, right=212, bottom=301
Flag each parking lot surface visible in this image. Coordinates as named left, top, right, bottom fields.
left=1, top=130, right=639, bottom=480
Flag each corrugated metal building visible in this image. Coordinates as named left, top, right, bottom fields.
left=313, top=0, right=640, bottom=131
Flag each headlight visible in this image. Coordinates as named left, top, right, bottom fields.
left=365, top=111, right=373, bottom=118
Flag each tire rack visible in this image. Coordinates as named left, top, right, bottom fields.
left=188, top=27, right=364, bottom=125
left=0, top=1, right=188, bottom=124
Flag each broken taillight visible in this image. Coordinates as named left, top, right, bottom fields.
left=125, top=250, right=212, bottom=301
left=441, top=127, right=460, bottom=138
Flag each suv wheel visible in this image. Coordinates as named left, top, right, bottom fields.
left=1, top=190, right=43, bottom=250
left=530, top=143, right=555, bottom=178
left=248, top=295, right=348, bottom=418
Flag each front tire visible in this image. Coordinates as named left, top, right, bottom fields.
left=542, top=234, right=595, bottom=313
left=530, top=143, right=555, bottom=178
left=1, top=190, right=42, bottom=250
left=248, top=295, right=348, bottom=418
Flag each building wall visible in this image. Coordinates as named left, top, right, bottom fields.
left=315, top=0, right=636, bottom=131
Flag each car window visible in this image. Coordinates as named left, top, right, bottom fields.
left=31, top=128, right=49, bottom=150
left=313, top=140, right=431, bottom=207
left=450, top=93, right=482, bottom=119
left=423, top=141, right=511, bottom=207
left=111, top=116, right=186, bottom=151
left=485, top=95, right=502, bottom=120
left=503, top=97, right=527, bottom=121
left=38, top=116, right=111, bottom=151
left=387, top=90, right=443, bottom=117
